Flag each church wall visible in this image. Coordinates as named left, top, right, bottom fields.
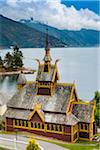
left=6, top=118, right=14, bottom=131
left=64, top=125, right=71, bottom=133
left=71, top=124, right=78, bottom=142
left=78, top=122, right=93, bottom=141
left=5, top=118, right=72, bottom=142
left=5, top=118, right=94, bottom=142
left=6, top=118, right=13, bottom=125
left=11, top=127, right=71, bottom=142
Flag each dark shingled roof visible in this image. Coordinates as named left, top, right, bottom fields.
left=45, top=113, right=79, bottom=125
left=7, top=83, right=73, bottom=113
left=36, top=65, right=56, bottom=81
left=4, top=108, right=79, bottom=125
left=72, top=103, right=93, bottom=123
left=4, top=108, right=30, bottom=120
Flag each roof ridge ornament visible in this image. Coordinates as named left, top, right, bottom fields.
left=55, top=59, right=60, bottom=66
left=34, top=103, right=41, bottom=110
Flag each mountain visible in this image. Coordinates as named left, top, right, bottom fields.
left=0, top=15, right=64, bottom=49
left=20, top=19, right=99, bottom=47
left=0, top=15, right=99, bottom=49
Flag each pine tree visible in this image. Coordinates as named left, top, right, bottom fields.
left=12, top=45, right=23, bottom=69
left=0, top=56, right=3, bottom=68
left=94, top=91, right=100, bottom=127
left=4, top=52, right=13, bottom=69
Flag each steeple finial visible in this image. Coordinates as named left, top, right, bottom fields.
left=43, top=28, right=52, bottom=62
left=45, top=28, right=49, bottom=51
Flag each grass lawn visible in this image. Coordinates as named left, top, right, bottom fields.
left=38, top=138, right=99, bottom=150
left=0, top=148, right=8, bottom=150
left=53, top=142, right=99, bottom=150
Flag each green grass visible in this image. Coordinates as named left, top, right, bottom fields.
left=53, top=142, right=99, bottom=150
left=0, top=148, right=8, bottom=150
left=36, top=138, right=99, bottom=150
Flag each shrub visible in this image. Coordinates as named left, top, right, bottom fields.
left=26, top=139, right=40, bottom=150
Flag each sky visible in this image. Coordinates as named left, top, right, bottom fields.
left=0, top=0, right=100, bottom=31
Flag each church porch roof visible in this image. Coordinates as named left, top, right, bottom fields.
left=72, top=102, right=94, bottom=123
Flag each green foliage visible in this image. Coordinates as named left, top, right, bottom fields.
left=26, top=139, right=40, bottom=150
left=94, top=91, right=100, bottom=127
left=2, top=45, right=23, bottom=70
left=0, top=56, right=3, bottom=68
left=95, top=91, right=100, bottom=104
left=4, top=52, right=13, bottom=69
left=0, top=117, right=3, bottom=130
left=12, top=46, right=23, bottom=68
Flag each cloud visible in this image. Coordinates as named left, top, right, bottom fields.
left=1, top=0, right=100, bottom=31
left=6, top=0, right=18, bottom=7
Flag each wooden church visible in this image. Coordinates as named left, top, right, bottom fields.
left=4, top=29, right=97, bottom=142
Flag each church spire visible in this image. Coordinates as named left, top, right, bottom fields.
left=43, top=28, right=52, bottom=63
left=45, top=28, right=49, bottom=51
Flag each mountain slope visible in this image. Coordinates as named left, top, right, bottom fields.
left=0, top=15, right=64, bottom=48
left=20, top=19, right=99, bottom=47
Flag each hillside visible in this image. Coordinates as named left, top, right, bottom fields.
left=0, top=15, right=64, bottom=48
left=20, top=19, right=99, bottom=47
left=0, top=15, right=99, bottom=48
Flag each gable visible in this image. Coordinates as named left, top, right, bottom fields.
left=30, top=112, right=42, bottom=122
left=28, top=107, right=44, bottom=122
left=52, top=66, right=60, bottom=82
left=66, top=84, right=78, bottom=113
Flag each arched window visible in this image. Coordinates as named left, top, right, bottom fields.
left=59, top=125, right=62, bottom=132
left=44, top=64, right=48, bottom=72
left=47, top=124, right=49, bottom=130
left=55, top=125, right=58, bottom=131
left=31, top=122, right=33, bottom=128
left=26, top=121, right=28, bottom=127
left=38, top=123, right=40, bottom=129
left=81, top=124, right=83, bottom=130
left=15, top=120, right=17, bottom=126
left=51, top=124, right=54, bottom=130
left=42, top=124, right=44, bottom=129
left=85, top=124, right=88, bottom=130
left=22, top=120, right=24, bottom=126
left=34, top=122, right=37, bottom=128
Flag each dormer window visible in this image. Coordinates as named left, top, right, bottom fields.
left=44, top=64, right=49, bottom=72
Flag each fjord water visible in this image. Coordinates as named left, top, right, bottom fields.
left=0, top=47, right=99, bottom=100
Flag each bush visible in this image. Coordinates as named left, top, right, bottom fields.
left=26, top=139, right=40, bottom=150
left=94, top=91, right=100, bottom=127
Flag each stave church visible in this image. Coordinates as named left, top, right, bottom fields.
left=4, top=29, right=97, bottom=142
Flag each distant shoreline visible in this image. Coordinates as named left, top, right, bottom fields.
left=0, top=46, right=99, bottom=50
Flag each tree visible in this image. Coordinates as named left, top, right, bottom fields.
left=94, top=91, right=100, bottom=104
left=4, top=52, right=13, bottom=69
left=0, top=116, right=3, bottom=130
left=26, top=139, right=40, bottom=150
left=94, top=91, right=100, bottom=127
left=0, top=56, right=3, bottom=68
left=12, top=45, right=23, bottom=69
